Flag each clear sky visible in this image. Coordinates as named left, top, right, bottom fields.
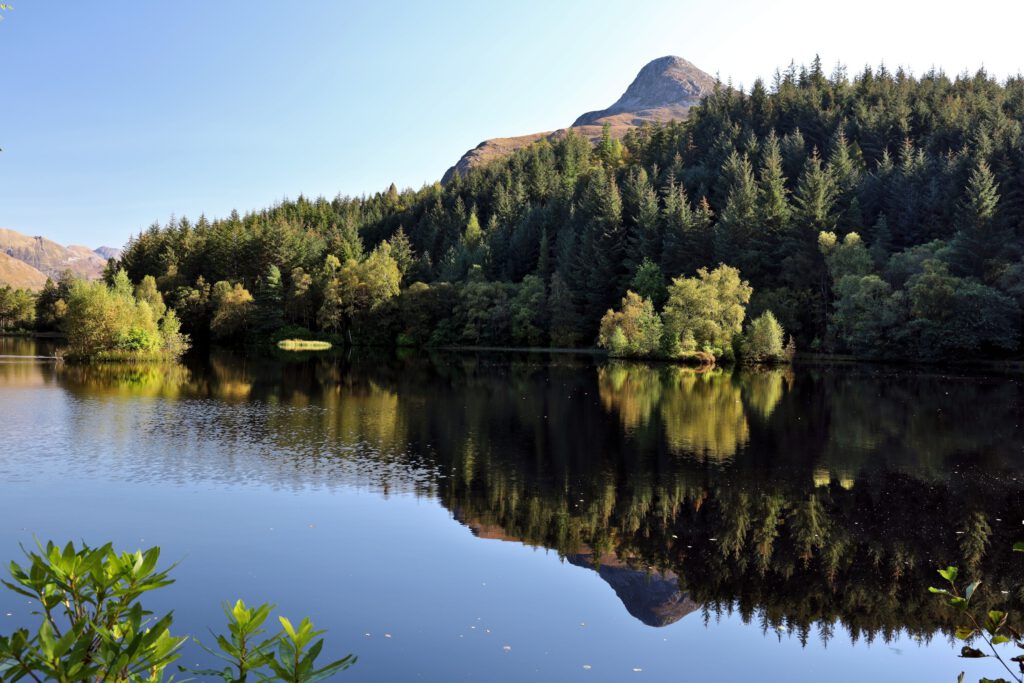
left=1, top=0, right=1022, bottom=249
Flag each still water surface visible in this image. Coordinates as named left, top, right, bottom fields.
left=1, top=337, right=1022, bottom=681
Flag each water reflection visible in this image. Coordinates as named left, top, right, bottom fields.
left=2, top=341, right=1023, bottom=645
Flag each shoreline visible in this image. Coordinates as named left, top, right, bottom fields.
left=7, top=332, right=1024, bottom=372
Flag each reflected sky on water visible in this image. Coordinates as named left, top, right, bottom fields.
left=1, top=337, right=1022, bottom=681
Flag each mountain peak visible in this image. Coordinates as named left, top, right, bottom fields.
left=443, top=56, right=715, bottom=182
left=573, top=56, right=716, bottom=127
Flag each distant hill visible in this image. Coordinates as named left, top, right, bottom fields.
left=0, top=251, right=48, bottom=290
left=443, top=56, right=715, bottom=182
left=94, top=246, right=122, bottom=260
left=0, top=228, right=109, bottom=283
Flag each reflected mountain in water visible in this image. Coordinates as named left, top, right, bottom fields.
left=3, top=338, right=1023, bottom=642
left=461, top=514, right=698, bottom=627
left=564, top=553, right=698, bottom=627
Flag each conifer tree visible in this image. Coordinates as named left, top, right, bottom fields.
left=758, top=131, right=791, bottom=231
left=388, top=226, right=415, bottom=286
left=255, top=264, right=285, bottom=334
left=949, top=160, right=1003, bottom=278
left=793, top=149, right=838, bottom=233
left=547, top=273, right=583, bottom=348
left=715, top=152, right=760, bottom=273
left=622, top=167, right=660, bottom=273
left=575, top=167, right=625, bottom=326
left=536, top=228, right=552, bottom=280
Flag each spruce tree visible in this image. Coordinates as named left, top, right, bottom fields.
left=714, top=152, right=760, bottom=273
left=254, top=264, right=285, bottom=334
left=547, top=273, right=583, bottom=347
left=575, top=167, right=625, bottom=326
left=622, top=167, right=660, bottom=273
left=755, top=131, right=792, bottom=271
left=949, top=160, right=1002, bottom=278
left=793, top=149, right=838, bottom=233
left=388, top=226, right=415, bottom=286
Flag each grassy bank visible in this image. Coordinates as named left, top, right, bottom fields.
left=277, top=338, right=332, bottom=351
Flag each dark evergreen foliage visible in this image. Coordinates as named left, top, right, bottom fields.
left=117, top=60, right=1024, bottom=359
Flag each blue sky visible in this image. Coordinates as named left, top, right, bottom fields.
left=1, top=0, right=1022, bottom=248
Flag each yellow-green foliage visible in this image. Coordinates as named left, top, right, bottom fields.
left=597, top=291, right=663, bottom=357
left=62, top=270, right=189, bottom=360
left=0, top=285, right=35, bottom=330
left=742, top=310, right=786, bottom=363
left=211, top=281, right=255, bottom=340
left=277, top=339, right=332, bottom=351
left=662, top=264, right=752, bottom=358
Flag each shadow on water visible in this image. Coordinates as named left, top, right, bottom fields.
left=4, top=341, right=1024, bottom=643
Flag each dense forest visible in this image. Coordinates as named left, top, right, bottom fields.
left=98, top=58, right=1024, bottom=360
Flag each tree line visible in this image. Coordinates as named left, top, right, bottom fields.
left=90, top=58, right=1024, bottom=360
left=3, top=269, right=188, bottom=360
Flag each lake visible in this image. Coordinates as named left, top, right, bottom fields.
left=1, top=337, right=1022, bottom=682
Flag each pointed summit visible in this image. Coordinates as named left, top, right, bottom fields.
left=443, top=56, right=715, bottom=182
left=573, top=56, right=716, bottom=127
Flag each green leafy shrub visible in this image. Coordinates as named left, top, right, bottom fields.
left=117, top=327, right=160, bottom=352
left=741, top=310, right=787, bottom=364
left=0, top=541, right=354, bottom=683
left=597, top=291, right=663, bottom=358
left=931, top=543, right=1024, bottom=682
left=63, top=270, right=189, bottom=361
left=196, top=600, right=355, bottom=683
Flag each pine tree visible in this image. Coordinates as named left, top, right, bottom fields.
left=389, top=226, right=415, bottom=286
left=575, top=168, right=625, bottom=326
left=949, top=160, right=1003, bottom=278
left=828, top=127, right=861, bottom=196
left=793, top=149, right=838, bottom=232
left=781, top=128, right=807, bottom=181
left=536, top=228, right=551, bottom=280
left=254, top=264, right=285, bottom=334
left=463, top=208, right=483, bottom=249
left=715, top=152, right=760, bottom=273
left=621, top=167, right=660, bottom=273
left=755, top=131, right=792, bottom=272
left=597, top=122, right=623, bottom=168
left=660, top=181, right=694, bottom=278
left=758, top=131, right=791, bottom=231
left=547, top=273, right=583, bottom=347
left=867, top=214, right=892, bottom=267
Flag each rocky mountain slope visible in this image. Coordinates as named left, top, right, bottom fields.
left=443, top=56, right=715, bottom=182
left=0, top=227, right=111, bottom=285
left=0, top=251, right=48, bottom=290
